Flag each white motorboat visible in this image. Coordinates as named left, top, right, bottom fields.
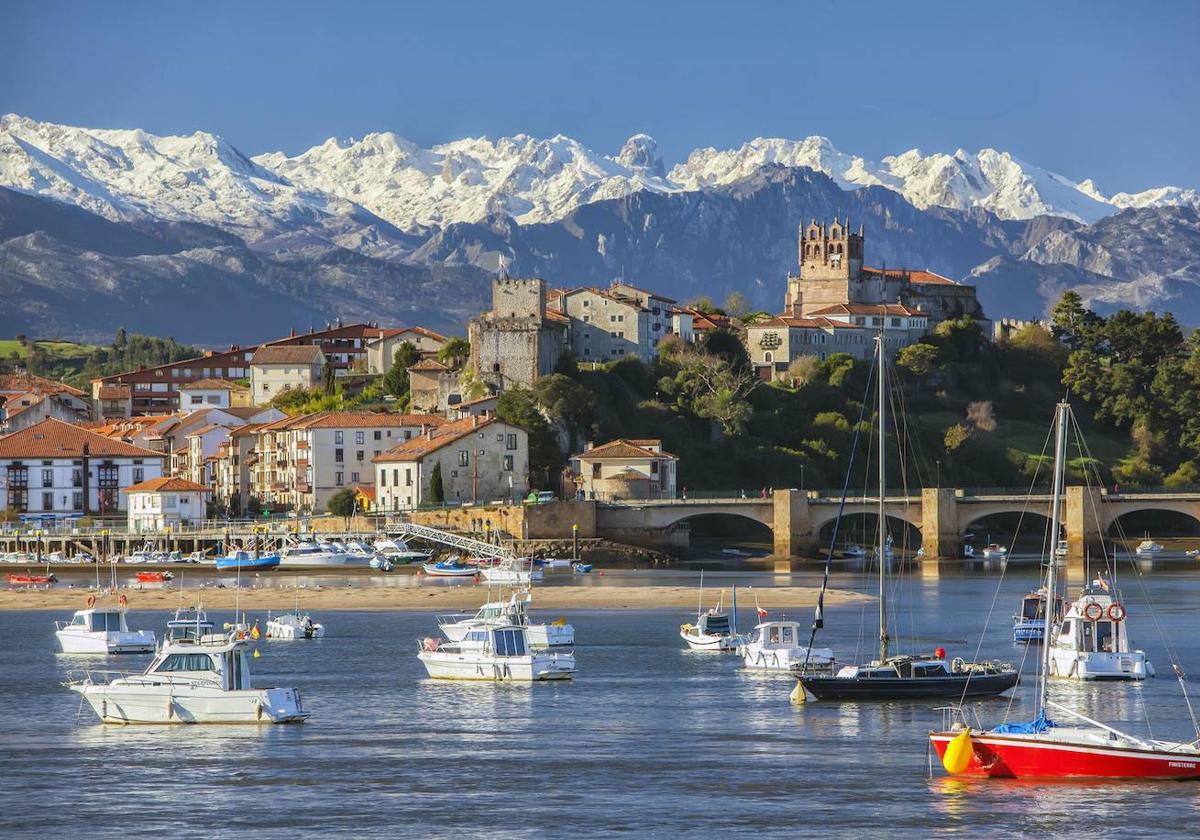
left=842, top=544, right=867, bottom=559
left=55, top=598, right=156, bottom=654
left=438, top=591, right=574, bottom=648
left=373, top=537, right=431, bottom=563
left=266, top=612, right=326, bottom=640
left=480, top=557, right=543, bottom=584
left=680, top=577, right=744, bottom=651
left=962, top=544, right=975, bottom=558
left=67, top=635, right=310, bottom=724
left=1050, top=575, right=1154, bottom=680
left=278, top=540, right=361, bottom=567
left=417, top=625, right=575, bottom=681
left=738, top=620, right=834, bottom=672
left=1134, top=539, right=1164, bottom=557
left=369, top=556, right=395, bottom=571
left=980, top=543, right=1008, bottom=559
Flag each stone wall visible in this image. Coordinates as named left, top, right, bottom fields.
left=408, top=500, right=597, bottom=540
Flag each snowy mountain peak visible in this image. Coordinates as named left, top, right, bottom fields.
left=616, top=133, right=665, bottom=177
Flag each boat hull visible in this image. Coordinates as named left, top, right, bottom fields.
left=681, top=630, right=739, bottom=651
left=1050, top=650, right=1152, bottom=680
left=277, top=553, right=367, bottom=568
left=56, top=629, right=156, bottom=655
left=215, top=556, right=280, bottom=572
left=417, top=651, right=575, bottom=681
left=930, top=731, right=1200, bottom=779
left=266, top=621, right=326, bottom=640
left=73, top=683, right=309, bottom=724
left=799, top=671, right=1019, bottom=701
left=422, top=563, right=477, bottom=577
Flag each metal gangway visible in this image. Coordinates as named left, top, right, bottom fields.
left=385, top=522, right=513, bottom=560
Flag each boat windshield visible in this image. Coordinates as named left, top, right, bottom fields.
left=703, top=615, right=731, bottom=635
left=1022, top=598, right=1044, bottom=620
left=89, top=612, right=123, bottom=631
left=766, top=625, right=794, bottom=646
left=156, top=652, right=217, bottom=672
left=493, top=629, right=527, bottom=657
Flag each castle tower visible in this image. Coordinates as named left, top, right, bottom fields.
left=786, top=217, right=867, bottom=317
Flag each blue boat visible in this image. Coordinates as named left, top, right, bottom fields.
left=572, top=562, right=593, bottom=574
left=216, top=551, right=281, bottom=572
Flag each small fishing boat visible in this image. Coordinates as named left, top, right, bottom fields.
left=438, top=591, right=574, bottom=648
left=136, top=570, right=174, bottom=583
left=480, top=557, right=543, bottom=584
left=1013, top=587, right=1065, bottom=643
left=373, top=537, right=431, bottom=563
left=680, top=574, right=743, bottom=652
left=55, top=596, right=156, bottom=654
left=215, top=550, right=280, bottom=572
left=931, top=400, right=1199, bottom=780
left=417, top=625, right=575, bottom=681
left=67, top=635, right=310, bottom=724
left=422, top=556, right=477, bottom=577
left=1049, top=575, right=1153, bottom=680
left=572, top=562, right=593, bottom=574
left=369, top=556, right=395, bottom=571
left=842, top=544, right=867, bottom=559
left=1134, top=539, right=1164, bottom=557
left=9, top=572, right=57, bottom=585
left=980, top=543, right=1009, bottom=559
left=738, top=620, right=834, bottom=672
left=266, top=612, right=326, bottom=640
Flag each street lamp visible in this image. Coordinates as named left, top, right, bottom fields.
left=936, top=459, right=941, bottom=491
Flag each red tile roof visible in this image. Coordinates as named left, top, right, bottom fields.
left=408, top=358, right=451, bottom=372
left=754, top=316, right=862, bottom=329
left=251, top=345, right=326, bottom=365
left=123, top=476, right=209, bottom=494
left=575, top=439, right=678, bottom=461
left=862, top=267, right=959, bottom=286
left=0, top=373, right=85, bottom=397
left=376, top=326, right=450, bottom=342
left=374, top=416, right=505, bottom=462
left=808, top=303, right=926, bottom=317
left=0, top=418, right=164, bottom=459
left=96, top=384, right=132, bottom=400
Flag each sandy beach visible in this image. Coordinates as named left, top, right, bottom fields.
left=0, top=583, right=870, bottom=612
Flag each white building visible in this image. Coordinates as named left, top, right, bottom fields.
left=0, top=418, right=164, bottom=520
left=365, top=326, right=450, bottom=374
left=373, top=415, right=529, bottom=510
left=548, top=282, right=679, bottom=364
left=571, top=439, right=678, bottom=500
left=250, top=345, right=327, bottom=405
left=179, top=378, right=250, bottom=409
left=124, top=477, right=210, bottom=533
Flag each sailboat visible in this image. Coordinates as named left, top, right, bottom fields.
left=679, top=571, right=744, bottom=652
left=930, top=401, right=1200, bottom=779
left=796, top=332, right=1018, bottom=702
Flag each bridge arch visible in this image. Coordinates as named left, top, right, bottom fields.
left=809, top=504, right=921, bottom=537
left=959, top=509, right=1056, bottom=552
left=1105, top=506, right=1200, bottom=538
left=815, top=512, right=922, bottom=553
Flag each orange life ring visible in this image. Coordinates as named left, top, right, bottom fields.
left=1108, top=603, right=1126, bottom=622
left=1084, top=602, right=1104, bottom=621
left=118, top=594, right=128, bottom=609
left=86, top=594, right=96, bottom=609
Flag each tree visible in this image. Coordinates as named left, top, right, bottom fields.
left=722, top=291, right=751, bottom=319
left=553, top=349, right=580, bottom=378
left=497, top=387, right=561, bottom=487
left=429, top=462, right=446, bottom=504
left=896, top=343, right=939, bottom=378
left=687, top=296, right=722, bottom=316
left=786, top=355, right=820, bottom=387
left=1050, top=291, right=1098, bottom=350
left=660, top=348, right=758, bottom=436
left=327, top=488, right=357, bottom=519
left=699, top=328, right=749, bottom=372
left=322, top=363, right=336, bottom=396
left=436, top=337, right=470, bottom=369
left=383, top=341, right=421, bottom=397
left=114, top=327, right=127, bottom=350
left=533, top=373, right=596, bottom=452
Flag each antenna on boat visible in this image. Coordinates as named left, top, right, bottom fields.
left=697, top=568, right=704, bottom=621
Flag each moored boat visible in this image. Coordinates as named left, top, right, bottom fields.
left=1012, top=587, right=1065, bottom=643
left=265, top=612, right=326, bottom=640
left=438, top=591, right=573, bottom=648
left=980, top=543, right=1009, bottom=559
left=67, top=635, right=310, bottom=724
left=9, top=572, right=57, bottom=585
left=1048, top=575, right=1153, bottom=680
left=136, top=570, right=174, bottom=583
left=215, top=550, right=280, bottom=572
left=930, top=400, right=1199, bottom=780
left=480, top=557, right=542, bottom=584
left=739, top=620, right=834, bottom=672
left=55, top=595, right=156, bottom=654
left=680, top=575, right=744, bottom=652
left=417, top=624, right=575, bottom=681
left=422, top=557, right=477, bottom=577
left=1134, top=539, right=1164, bottom=557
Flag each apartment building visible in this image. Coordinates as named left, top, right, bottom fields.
left=0, top=418, right=164, bottom=519
left=250, top=345, right=327, bottom=405
left=745, top=316, right=870, bottom=377
left=548, top=282, right=678, bottom=363
left=248, top=411, right=445, bottom=513
left=373, top=415, right=529, bottom=510
left=179, top=378, right=251, bottom=409
left=366, top=326, right=449, bottom=374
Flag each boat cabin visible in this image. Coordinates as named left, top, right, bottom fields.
left=1019, top=591, right=1065, bottom=624
left=147, top=639, right=252, bottom=690
left=838, top=656, right=952, bottom=679
left=697, top=611, right=732, bottom=636
left=63, top=609, right=132, bottom=633
left=449, top=625, right=531, bottom=657
left=1057, top=613, right=1125, bottom=654
left=165, top=609, right=216, bottom=643
left=749, top=621, right=801, bottom=650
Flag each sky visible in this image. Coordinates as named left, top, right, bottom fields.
left=3, top=0, right=1198, bottom=193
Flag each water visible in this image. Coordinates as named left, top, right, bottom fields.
left=3, top=566, right=1200, bottom=837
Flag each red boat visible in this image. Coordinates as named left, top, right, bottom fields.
left=930, top=402, right=1200, bottom=781
left=8, top=573, right=57, bottom=585
left=135, top=570, right=174, bottom=583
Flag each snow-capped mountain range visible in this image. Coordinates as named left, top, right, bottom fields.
left=3, top=113, right=1196, bottom=234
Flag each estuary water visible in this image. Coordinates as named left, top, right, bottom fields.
left=3, top=565, right=1200, bottom=838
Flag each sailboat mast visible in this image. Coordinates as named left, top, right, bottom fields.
left=1040, top=401, right=1070, bottom=719
left=877, top=332, right=888, bottom=663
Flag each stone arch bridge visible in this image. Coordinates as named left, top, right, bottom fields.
left=595, top=488, right=1200, bottom=559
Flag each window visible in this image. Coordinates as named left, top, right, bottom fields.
left=459, top=450, right=469, bottom=466
left=335, top=472, right=344, bottom=486
left=374, top=430, right=382, bottom=441
left=592, top=463, right=601, bottom=478
left=503, top=455, right=513, bottom=471
left=356, top=450, right=364, bottom=462
left=651, top=461, right=659, bottom=475
left=133, top=468, right=144, bottom=484
left=380, top=470, right=387, bottom=487
left=392, top=469, right=399, bottom=486
left=72, top=469, right=82, bottom=488
left=335, top=431, right=344, bottom=445
left=506, top=434, right=517, bottom=450
left=42, top=468, right=53, bottom=486
left=156, top=653, right=217, bottom=672
left=355, top=431, right=365, bottom=445
left=335, top=448, right=344, bottom=463
left=190, top=395, right=203, bottom=406
left=763, top=351, right=773, bottom=364
left=351, top=472, right=359, bottom=484
left=405, top=469, right=412, bottom=487
left=42, top=491, right=54, bottom=510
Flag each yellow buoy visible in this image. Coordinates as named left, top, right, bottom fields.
left=941, top=729, right=974, bottom=774
left=789, top=682, right=806, bottom=704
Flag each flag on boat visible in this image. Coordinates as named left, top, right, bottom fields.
left=757, top=607, right=769, bottom=618
left=250, top=622, right=261, bottom=640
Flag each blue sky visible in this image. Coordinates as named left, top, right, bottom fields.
left=4, top=0, right=1197, bottom=193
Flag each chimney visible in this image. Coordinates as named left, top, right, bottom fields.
left=585, top=440, right=594, bottom=451
left=290, top=327, right=296, bottom=338
left=472, top=415, right=479, bottom=428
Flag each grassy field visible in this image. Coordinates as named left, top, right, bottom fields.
left=0, top=339, right=101, bottom=361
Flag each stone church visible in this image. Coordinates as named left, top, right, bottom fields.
left=783, top=218, right=988, bottom=327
